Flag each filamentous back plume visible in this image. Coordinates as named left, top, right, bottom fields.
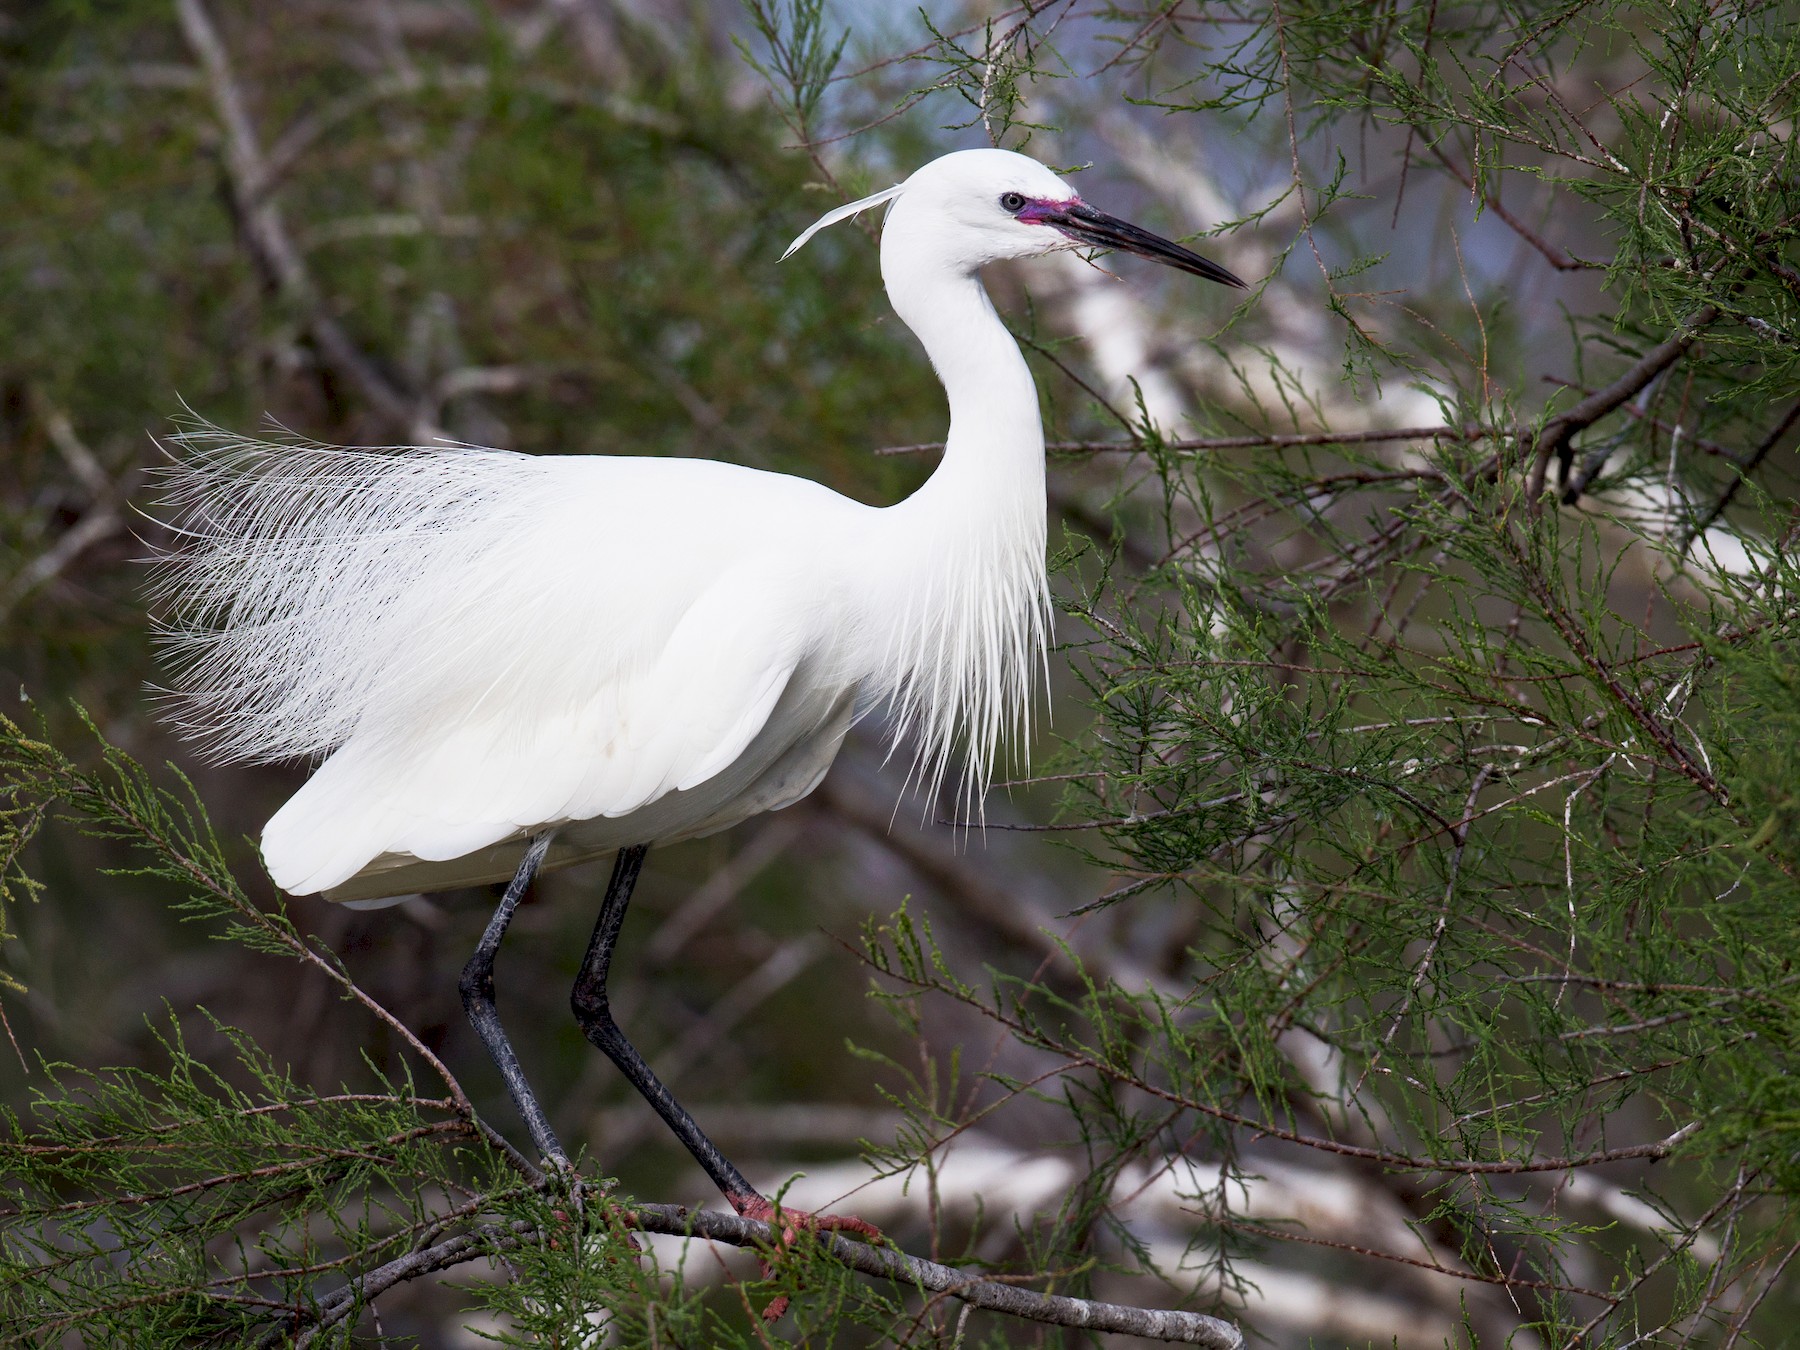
left=153, top=427, right=548, bottom=765
left=147, top=146, right=1246, bottom=1227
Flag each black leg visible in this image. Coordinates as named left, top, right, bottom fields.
left=459, top=833, right=568, bottom=1170
left=570, top=844, right=760, bottom=1211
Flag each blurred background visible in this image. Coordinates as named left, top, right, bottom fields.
left=3, top=1, right=1796, bottom=1345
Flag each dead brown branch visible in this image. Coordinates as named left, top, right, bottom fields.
left=1545, top=307, right=1721, bottom=503
left=174, top=0, right=443, bottom=441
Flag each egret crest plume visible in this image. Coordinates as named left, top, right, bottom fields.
left=780, top=181, right=905, bottom=259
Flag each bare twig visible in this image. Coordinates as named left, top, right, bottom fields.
left=0, top=406, right=133, bottom=623
left=1544, top=306, right=1720, bottom=503
left=1497, top=524, right=1727, bottom=803
left=173, top=0, right=444, bottom=441
left=1682, top=395, right=1800, bottom=546
left=815, top=770, right=1163, bottom=994
left=874, top=423, right=1494, bottom=457
left=1429, top=144, right=1597, bottom=272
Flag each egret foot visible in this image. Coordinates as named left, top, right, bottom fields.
left=731, top=1192, right=882, bottom=1240
left=729, top=1193, right=884, bottom=1321
left=540, top=1156, right=588, bottom=1223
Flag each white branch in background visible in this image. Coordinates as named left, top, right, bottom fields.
left=1100, top=112, right=1449, bottom=438
left=1555, top=1171, right=1722, bottom=1265
left=824, top=762, right=1545, bottom=1344
left=1050, top=250, right=1193, bottom=432
left=296, top=213, right=483, bottom=250
left=1258, top=882, right=1547, bottom=1350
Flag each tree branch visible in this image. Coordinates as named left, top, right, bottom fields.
left=875, top=424, right=1493, bottom=457
left=285, top=1200, right=1244, bottom=1348
left=1683, top=395, right=1800, bottom=546
left=1429, top=143, right=1598, bottom=272
left=1545, top=306, right=1720, bottom=503
left=173, top=0, right=444, bottom=441
left=636, top=1203, right=1244, bottom=1346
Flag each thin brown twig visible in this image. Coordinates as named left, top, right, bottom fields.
left=174, top=0, right=443, bottom=441
left=875, top=423, right=1494, bottom=457
left=1429, top=143, right=1597, bottom=272
left=23, top=1120, right=474, bottom=1218
left=1543, top=306, right=1721, bottom=503
left=884, top=951, right=1704, bottom=1175
left=1212, top=1215, right=1607, bottom=1299
left=1683, top=395, right=1800, bottom=545
left=1496, top=523, right=1726, bottom=803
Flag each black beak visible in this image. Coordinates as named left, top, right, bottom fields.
left=1043, top=201, right=1247, bottom=289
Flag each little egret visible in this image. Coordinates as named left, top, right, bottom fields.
left=154, top=148, right=1245, bottom=1224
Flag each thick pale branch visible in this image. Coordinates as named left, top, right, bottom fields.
left=633, top=1203, right=1244, bottom=1346
left=285, top=1201, right=1243, bottom=1348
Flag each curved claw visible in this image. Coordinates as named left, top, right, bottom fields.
left=539, top=1161, right=591, bottom=1252
left=729, top=1195, right=885, bottom=1321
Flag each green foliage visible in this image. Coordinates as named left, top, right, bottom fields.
left=738, top=0, right=849, bottom=134
left=0, top=713, right=949, bottom=1346
left=835, top=3, right=1798, bottom=1343
left=3, top=1017, right=481, bottom=1347
left=854, top=430, right=1800, bottom=1340
left=2, top=0, right=1797, bottom=1345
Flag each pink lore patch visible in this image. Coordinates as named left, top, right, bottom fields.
left=1016, top=195, right=1078, bottom=223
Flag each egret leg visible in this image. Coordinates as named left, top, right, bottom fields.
left=458, top=833, right=569, bottom=1172
left=569, top=844, right=760, bottom=1210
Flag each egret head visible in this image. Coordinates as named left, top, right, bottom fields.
left=785, top=147, right=1246, bottom=289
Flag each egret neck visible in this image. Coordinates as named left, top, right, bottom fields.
left=871, top=230, right=1052, bottom=804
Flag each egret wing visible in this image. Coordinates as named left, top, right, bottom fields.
left=260, top=571, right=811, bottom=895
left=156, top=432, right=847, bottom=896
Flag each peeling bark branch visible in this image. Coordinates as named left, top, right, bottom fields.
left=289, top=1202, right=1245, bottom=1348
left=636, top=1203, right=1244, bottom=1346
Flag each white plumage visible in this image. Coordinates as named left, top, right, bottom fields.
left=152, top=148, right=1243, bottom=907
left=155, top=151, right=1073, bottom=903
left=150, top=147, right=1246, bottom=1208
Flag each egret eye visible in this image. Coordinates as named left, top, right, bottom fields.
left=999, top=191, right=1027, bottom=214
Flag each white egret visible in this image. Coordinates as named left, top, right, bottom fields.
left=154, top=147, right=1245, bottom=1224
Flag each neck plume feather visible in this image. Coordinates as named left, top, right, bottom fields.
left=878, top=495, right=1051, bottom=820
left=873, top=247, right=1054, bottom=819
